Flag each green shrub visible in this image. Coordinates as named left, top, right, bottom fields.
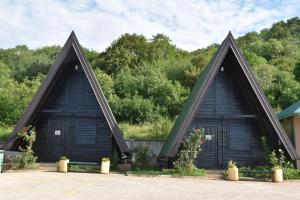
left=69, top=165, right=99, bottom=173
left=13, top=126, right=39, bottom=169
left=133, top=145, right=153, bottom=167
left=269, top=149, right=287, bottom=168
left=129, top=166, right=206, bottom=177
left=227, top=160, right=236, bottom=168
left=283, top=167, right=300, bottom=179
left=102, top=157, right=110, bottom=162
left=239, top=166, right=271, bottom=179
left=119, top=117, right=174, bottom=140
left=151, top=117, right=174, bottom=139
left=173, top=128, right=205, bottom=174
left=0, top=125, right=12, bottom=141
left=60, top=156, right=68, bottom=160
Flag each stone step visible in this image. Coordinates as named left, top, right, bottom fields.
left=38, top=162, right=58, bottom=171
left=206, top=170, right=225, bottom=180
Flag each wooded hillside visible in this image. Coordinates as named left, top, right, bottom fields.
left=1, top=17, right=300, bottom=139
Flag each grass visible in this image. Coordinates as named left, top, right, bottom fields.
left=239, top=166, right=300, bottom=180
left=0, top=125, right=12, bottom=142
left=128, top=166, right=206, bottom=177
left=68, top=164, right=100, bottom=173
left=119, top=118, right=174, bottom=140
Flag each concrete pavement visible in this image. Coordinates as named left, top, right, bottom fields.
left=0, top=171, right=300, bottom=200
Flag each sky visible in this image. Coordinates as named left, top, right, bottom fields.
left=0, top=0, right=300, bottom=52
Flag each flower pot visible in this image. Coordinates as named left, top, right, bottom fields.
left=227, top=166, right=239, bottom=181
left=59, top=159, right=69, bottom=173
left=118, top=163, right=132, bottom=171
left=101, top=161, right=110, bottom=174
left=272, top=168, right=283, bottom=183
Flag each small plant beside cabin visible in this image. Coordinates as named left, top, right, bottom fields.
left=227, top=160, right=239, bottom=181
left=13, top=126, right=39, bottom=169
left=101, top=157, right=111, bottom=174
left=173, top=128, right=206, bottom=176
left=239, top=137, right=300, bottom=180
left=133, top=145, right=153, bottom=167
left=102, top=157, right=110, bottom=162
left=227, top=160, right=236, bottom=168
left=0, top=126, right=12, bottom=141
left=60, top=156, right=68, bottom=160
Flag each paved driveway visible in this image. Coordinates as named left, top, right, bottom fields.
left=1, top=171, right=300, bottom=200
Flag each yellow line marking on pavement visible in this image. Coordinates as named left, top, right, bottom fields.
left=64, top=188, right=81, bottom=196
left=86, top=182, right=95, bottom=187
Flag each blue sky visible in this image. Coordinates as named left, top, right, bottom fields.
left=0, top=0, right=300, bottom=52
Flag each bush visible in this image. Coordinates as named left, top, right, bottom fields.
left=283, top=168, right=300, bottom=179
left=269, top=148, right=291, bottom=169
left=0, top=125, right=12, bottom=141
left=102, top=157, right=110, bottom=162
left=13, top=126, right=39, bottom=169
left=129, top=166, right=206, bottom=177
left=227, top=160, right=236, bottom=168
left=133, top=145, right=153, bottom=167
left=151, top=117, right=174, bottom=139
left=173, top=128, right=205, bottom=174
left=239, top=166, right=271, bottom=179
left=119, top=117, right=174, bottom=140
left=60, top=156, right=68, bottom=160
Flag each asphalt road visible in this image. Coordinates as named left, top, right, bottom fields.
left=1, top=171, right=300, bottom=200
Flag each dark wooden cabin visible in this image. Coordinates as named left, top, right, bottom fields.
left=158, top=32, right=298, bottom=169
left=4, top=32, right=130, bottom=162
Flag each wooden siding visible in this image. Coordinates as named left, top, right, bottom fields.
left=190, top=60, right=265, bottom=168
left=197, top=66, right=252, bottom=116
left=33, top=60, right=113, bottom=162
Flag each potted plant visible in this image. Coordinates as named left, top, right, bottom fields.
left=272, top=166, right=283, bottom=183
left=59, top=156, right=69, bottom=173
left=270, top=149, right=283, bottom=183
left=227, top=160, right=239, bottom=181
left=101, top=157, right=110, bottom=174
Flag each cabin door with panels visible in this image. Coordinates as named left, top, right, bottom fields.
left=70, top=117, right=104, bottom=162
left=195, top=118, right=252, bottom=169
left=223, top=118, right=252, bottom=168
left=46, top=118, right=69, bottom=161
left=195, top=124, right=218, bottom=168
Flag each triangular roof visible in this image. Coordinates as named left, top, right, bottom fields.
left=159, top=32, right=298, bottom=160
left=4, top=31, right=130, bottom=156
left=278, top=100, right=300, bottom=120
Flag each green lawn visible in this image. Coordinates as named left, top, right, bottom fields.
left=119, top=118, right=174, bottom=140
left=0, top=126, right=12, bottom=142
left=128, top=166, right=206, bottom=177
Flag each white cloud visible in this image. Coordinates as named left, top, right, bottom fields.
left=0, top=0, right=299, bottom=51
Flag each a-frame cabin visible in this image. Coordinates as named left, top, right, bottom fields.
left=159, top=32, right=298, bottom=169
left=4, top=32, right=130, bottom=162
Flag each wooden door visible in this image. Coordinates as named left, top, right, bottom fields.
left=195, top=124, right=219, bottom=168
left=46, top=118, right=68, bottom=161
left=71, top=117, right=102, bottom=162
left=223, top=119, right=252, bottom=167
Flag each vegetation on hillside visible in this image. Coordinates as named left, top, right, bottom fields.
left=1, top=17, right=300, bottom=139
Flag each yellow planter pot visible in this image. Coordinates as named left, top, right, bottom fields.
left=59, top=159, right=69, bottom=173
left=228, top=167, right=239, bottom=181
left=272, top=168, right=283, bottom=183
left=101, top=161, right=110, bottom=174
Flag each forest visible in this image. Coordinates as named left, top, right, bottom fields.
left=1, top=17, right=300, bottom=140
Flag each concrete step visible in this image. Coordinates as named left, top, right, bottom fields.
left=38, top=162, right=58, bottom=171
left=206, top=170, right=225, bottom=180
